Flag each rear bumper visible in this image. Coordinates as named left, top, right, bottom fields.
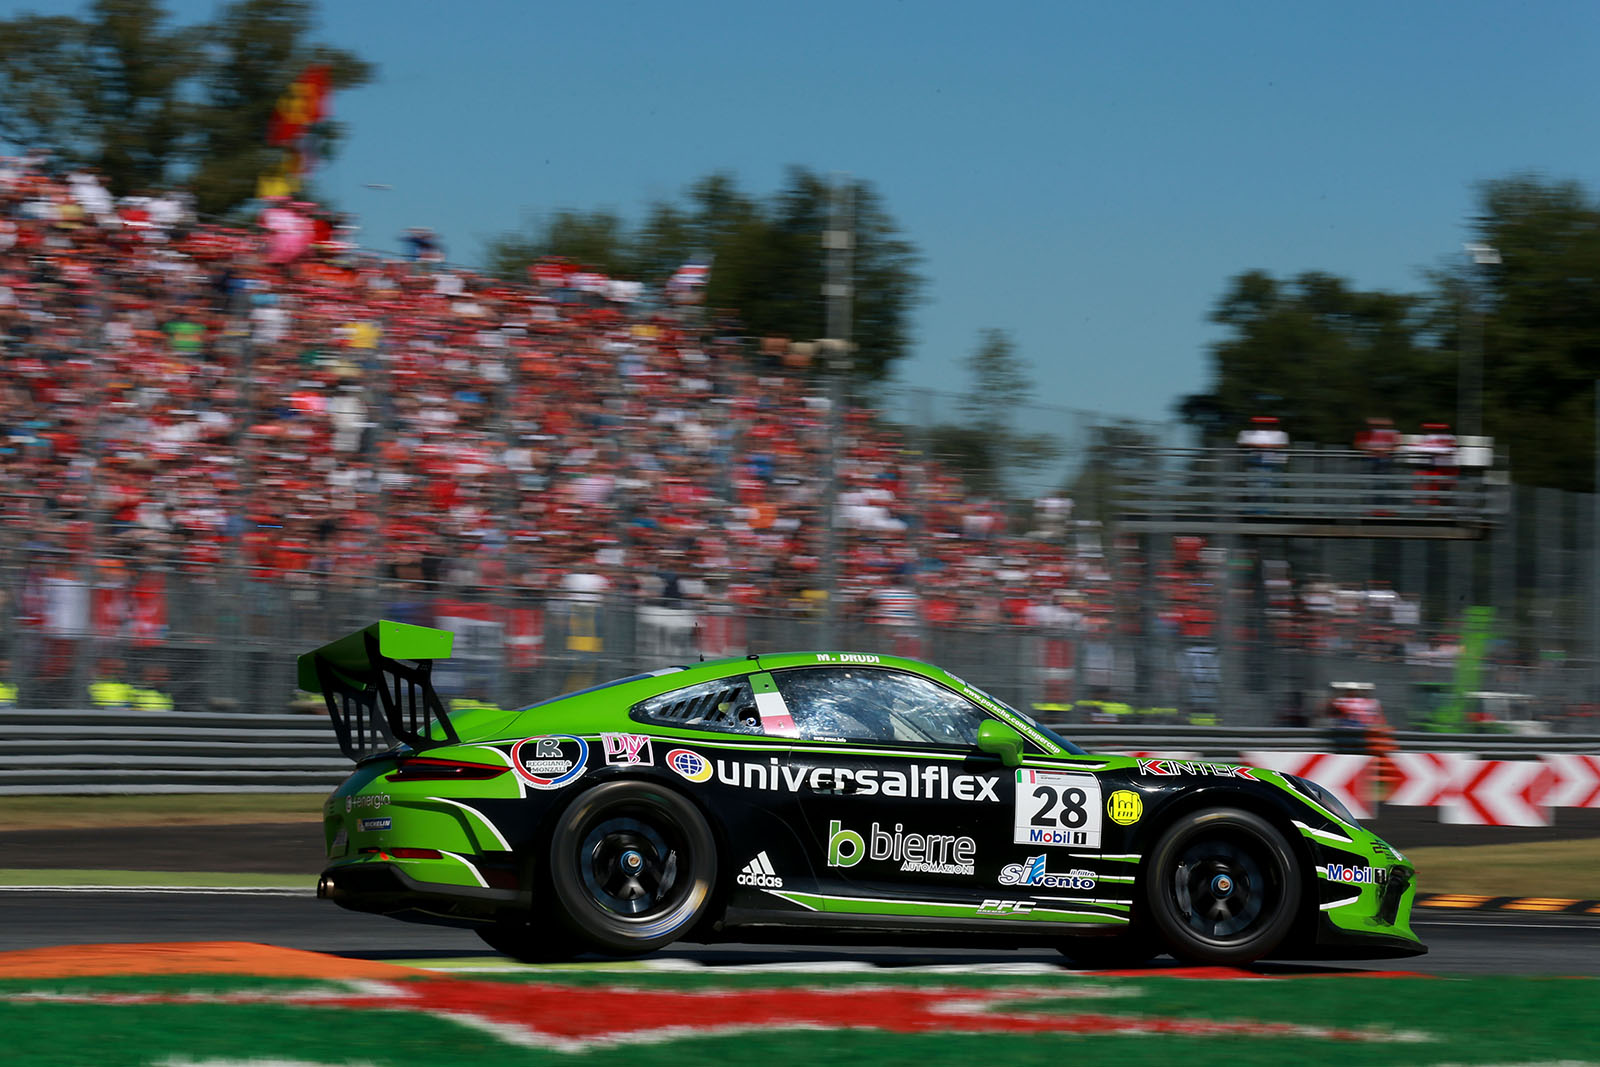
left=318, top=859, right=525, bottom=928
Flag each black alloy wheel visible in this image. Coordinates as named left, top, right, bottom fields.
left=1144, top=807, right=1301, bottom=965
left=548, top=780, right=716, bottom=955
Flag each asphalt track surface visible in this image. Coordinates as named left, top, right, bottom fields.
left=1, top=886, right=1596, bottom=976
left=3, top=817, right=1599, bottom=977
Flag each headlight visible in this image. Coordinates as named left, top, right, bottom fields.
left=1285, top=773, right=1361, bottom=826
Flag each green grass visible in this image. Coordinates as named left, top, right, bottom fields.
left=0, top=793, right=322, bottom=829
left=1406, top=836, right=1600, bottom=898
left=0, top=972, right=1596, bottom=1066
left=0, top=869, right=308, bottom=889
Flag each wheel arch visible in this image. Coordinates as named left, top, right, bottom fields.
left=1132, top=783, right=1321, bottom=944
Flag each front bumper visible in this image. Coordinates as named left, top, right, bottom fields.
left=1304, top=831, right=1426, bottom=958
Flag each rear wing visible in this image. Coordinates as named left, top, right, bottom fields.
left=297, top=621, right=460, bottom=762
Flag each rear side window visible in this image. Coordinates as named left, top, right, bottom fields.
left=630, top=676, right=762, bottom=734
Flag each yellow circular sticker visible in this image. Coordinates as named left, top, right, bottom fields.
left=1106, top=789, right=1143, bottom=825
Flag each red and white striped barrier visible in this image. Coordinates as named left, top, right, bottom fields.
left=1239, top=751, right=1375, bottom=821
left=1439, top=759, right=1554, bottom=827
left=1384, top=752, right=1476, bottom=808
left=1540, top=754, right=1600, bottom=809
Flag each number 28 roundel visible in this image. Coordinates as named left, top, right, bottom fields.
left=1013, top=768, right=1103, bottom=849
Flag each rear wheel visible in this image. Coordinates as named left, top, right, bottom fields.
left=1144, top=808, right=1301, bottom=965
left=548, top=780, right=716, bottom=955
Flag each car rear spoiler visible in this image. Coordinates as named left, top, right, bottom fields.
left=297, top=621, right=461, bottom=762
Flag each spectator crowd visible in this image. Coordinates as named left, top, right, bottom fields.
left=0, top=154, right=1121, bottom=644
left=5, top=153, right=1515, bottom=721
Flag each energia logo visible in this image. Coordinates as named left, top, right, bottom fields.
left=737, top=851, right=783, bottom=888
left=827, top=820, right=976, bottom=875
left=665, top=748, right=712, bottom=783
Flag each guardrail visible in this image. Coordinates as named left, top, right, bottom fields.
left=2, top=708, right=345, bottom=794
left=3, top=709, right=1594, bottom=795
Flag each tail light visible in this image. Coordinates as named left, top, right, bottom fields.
left=388, top=756, right=510, bottom=782
left=361, top=847, right=443, bottom=860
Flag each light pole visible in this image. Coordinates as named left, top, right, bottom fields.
left=1460, top=242, right=1500, bottom=441
left=820, top=177, right=854, bottom=647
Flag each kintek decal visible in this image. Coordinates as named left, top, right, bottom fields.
left=1014, top=768, right=1103, bottom=849
left=717, top=760, right=1000, bottom=802
left=999, top=854, right=1097, bottom=891
left=827, top=819, right=976, bottom=875
left=737, top=851, right=784, bottom=888
left=356, top=817, right=392, bottom=833
left=665, top=748, right=712, bottom=783
left=1324, top=863, right=1388, bottom=885
left=1138, top=758, right=1257, bottom=780
left=602, top=732, right=654, bottom=767
left=510, top=735, right=589, bottom=789
left=1106, top=789, right=1143, bottom=825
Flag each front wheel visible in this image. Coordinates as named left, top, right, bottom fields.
left=548, top=780, right=717, bottom=956
left=1144, top=807, right=1301, bottom=965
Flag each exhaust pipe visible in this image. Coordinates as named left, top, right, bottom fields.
left=317, top=874, right=334, bottom=900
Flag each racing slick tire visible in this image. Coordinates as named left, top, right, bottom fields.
left=1144, top=807, right=1301, bottom=965
left=548, top=780, right=717, bottom=956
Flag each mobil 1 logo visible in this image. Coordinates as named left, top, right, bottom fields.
left=1013, top=768, right=1102, bottom=849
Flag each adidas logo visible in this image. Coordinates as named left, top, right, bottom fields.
left=736, top=851, right=783, bottom=888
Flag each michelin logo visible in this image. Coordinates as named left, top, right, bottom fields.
left=737, top=851, right=784, bottom=889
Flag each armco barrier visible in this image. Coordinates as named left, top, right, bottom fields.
left=1, top=710, right=1596, bottom=798
left=1, top=708, right=344, bottom=794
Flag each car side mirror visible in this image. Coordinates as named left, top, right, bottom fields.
left=977, top=720, right=1024, bottom=768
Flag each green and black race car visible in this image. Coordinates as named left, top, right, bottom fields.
left=301, top=621, right=1424, bottom=966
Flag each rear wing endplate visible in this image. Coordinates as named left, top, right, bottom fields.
left=297, top=621, right=460, bottom=762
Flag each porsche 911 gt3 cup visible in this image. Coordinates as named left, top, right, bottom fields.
left=302, top=621, right=1424, bottom=965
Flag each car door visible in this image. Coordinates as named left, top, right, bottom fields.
left=773, top=665, right=1008, bottom=912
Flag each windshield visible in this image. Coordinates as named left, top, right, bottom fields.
left=960, top=677, right=1086, bottom=755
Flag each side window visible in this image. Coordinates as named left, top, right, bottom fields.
left=771, top=668, right=987, bottom=747
left=630, top=676, right=762, bottom=734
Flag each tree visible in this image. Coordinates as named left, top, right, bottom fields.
left=1468, top=175, right=1600, bottom=490
left=1182, top=175, right=1600, bottom=490
left=188, top=0, right=374, bottom=217
left=926, top=329, right=1062, bottom=499
left=484, top=167, right=924, bottom=380
left=1179, top=269, right=1454, bottom=453
left=0, top=0, right=372, bottom=216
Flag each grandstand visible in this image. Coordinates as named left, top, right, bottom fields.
left=1, top=157, right=1594, bottom=731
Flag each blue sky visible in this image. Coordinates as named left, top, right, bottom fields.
left=11, top=1, right=1600, bottom=429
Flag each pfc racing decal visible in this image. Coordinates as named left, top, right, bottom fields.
left=713, top=759, right=1000, bottom=802
left=510, top=735, right=588, bottom=789
left=828, top=819, right=976, bottom=875
left=1014, top=768, right=1103, bottom=849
